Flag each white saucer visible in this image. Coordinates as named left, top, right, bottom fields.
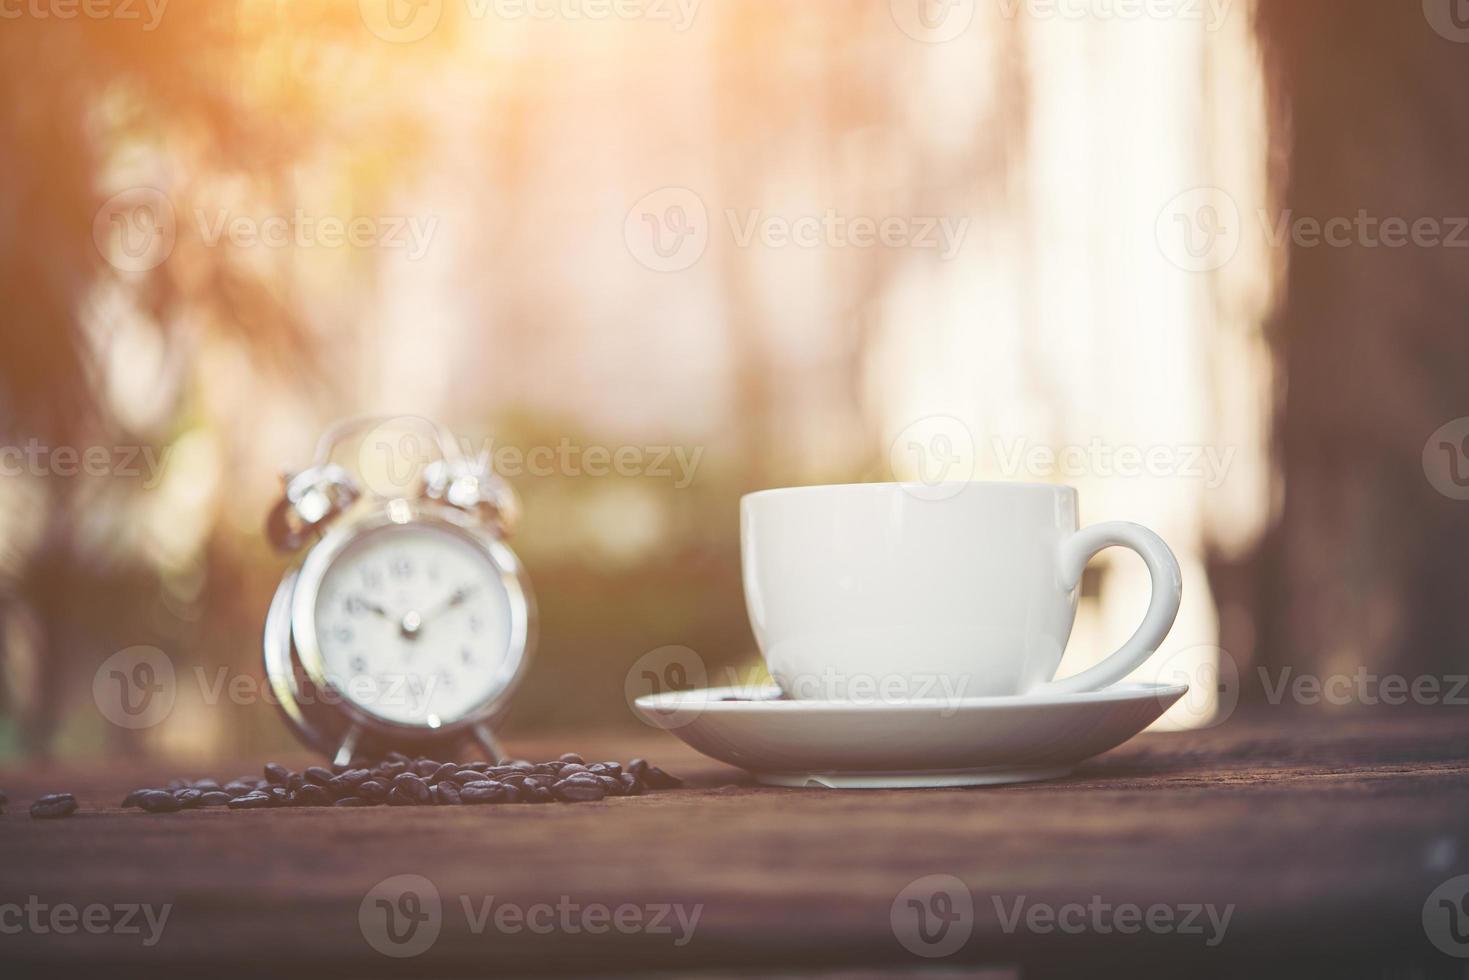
left=634, top=682, right=1188, bottom=788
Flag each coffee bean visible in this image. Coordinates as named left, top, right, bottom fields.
left=558, top=752, right=585, bottom=764
left=626, top=758, right=649, bottom=777
left=414, top=760, right=442, bottom=777
left=430, top=763, right=459, bottom=783
left=121, top=788, right=152, bottom=808
left=392, top=773, right=431, bottom=804
left=137, top=790, right=180, bottom=813
left=167, top=777, right=189, bottom=791
left=265, top=786, right=291, bottom=803
left=386, top=787, right=419, bottom=806
left=553, top=781, right=606, bottom=802
left=333, top=796, right=371, bottom=807
left=434, top=782, right=462, bottom=805
left=174, top=789, right=205, bottom=810
left=357, top=779, right=389, bottom=802
left=642, top=766, right=682, bottom=789
left=295, top=784, right=332, bottom=807
left=198, top=792, right=233, bottom=807
left=619, top=774, right=643, bottom=796
left=228, top=793, right=273, bottom=810
left=193, top=779, right=222, bottom=792
left=263, top=763, right=291, bottom=785
left=303, top=766, right=333, bottom=787
left=523, top=785, right=555, bottom=804
left=30, top=793, right=79, bottom=818
left=461, top=781, right=512, bottom=804
left=223, top=781, right=256, bottom=796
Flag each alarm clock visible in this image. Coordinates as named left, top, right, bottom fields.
left=262, top=416, right=534, bottom=765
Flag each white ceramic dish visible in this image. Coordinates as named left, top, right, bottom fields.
left=634, top=682, right=1188, bottom=788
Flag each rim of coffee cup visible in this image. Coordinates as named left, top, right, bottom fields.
left=741, top=481, right=1078, bottom=503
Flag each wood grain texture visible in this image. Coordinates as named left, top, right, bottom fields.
left=1, top=710, right=1467, bottom=977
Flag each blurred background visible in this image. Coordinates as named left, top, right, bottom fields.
left=0, top=0, right=1465, bottom=761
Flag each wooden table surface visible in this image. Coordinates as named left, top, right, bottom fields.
left=2, top=710, right=1467, bottom=977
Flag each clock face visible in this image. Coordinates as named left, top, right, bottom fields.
left=310, top=522, right=516, bottom=726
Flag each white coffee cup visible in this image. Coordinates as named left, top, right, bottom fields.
left=741, top=482, right=1182, bottom=700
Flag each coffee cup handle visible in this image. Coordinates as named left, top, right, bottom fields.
left=1034, top=522, right=1182, bottom=696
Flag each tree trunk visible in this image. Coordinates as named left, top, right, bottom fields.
left=1247, top=0, right=1469, bottom=682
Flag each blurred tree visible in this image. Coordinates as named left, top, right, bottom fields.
left=0, top=5, right=436, bottom=752
left=1241, top=0, right=1469, bottom=683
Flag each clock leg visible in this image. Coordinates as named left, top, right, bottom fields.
left=332, top=726, right=362, bottom=768
left=471, top=723, right=506, bottom=763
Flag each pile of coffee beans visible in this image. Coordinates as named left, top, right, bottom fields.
left=120, top=753, right=681, bottom=812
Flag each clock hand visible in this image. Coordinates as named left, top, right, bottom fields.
left=398, top=586, right=478, bottom=643
left=416, top=585, right=479, bottom=628
left=348, top=595, right=392, bottom=620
